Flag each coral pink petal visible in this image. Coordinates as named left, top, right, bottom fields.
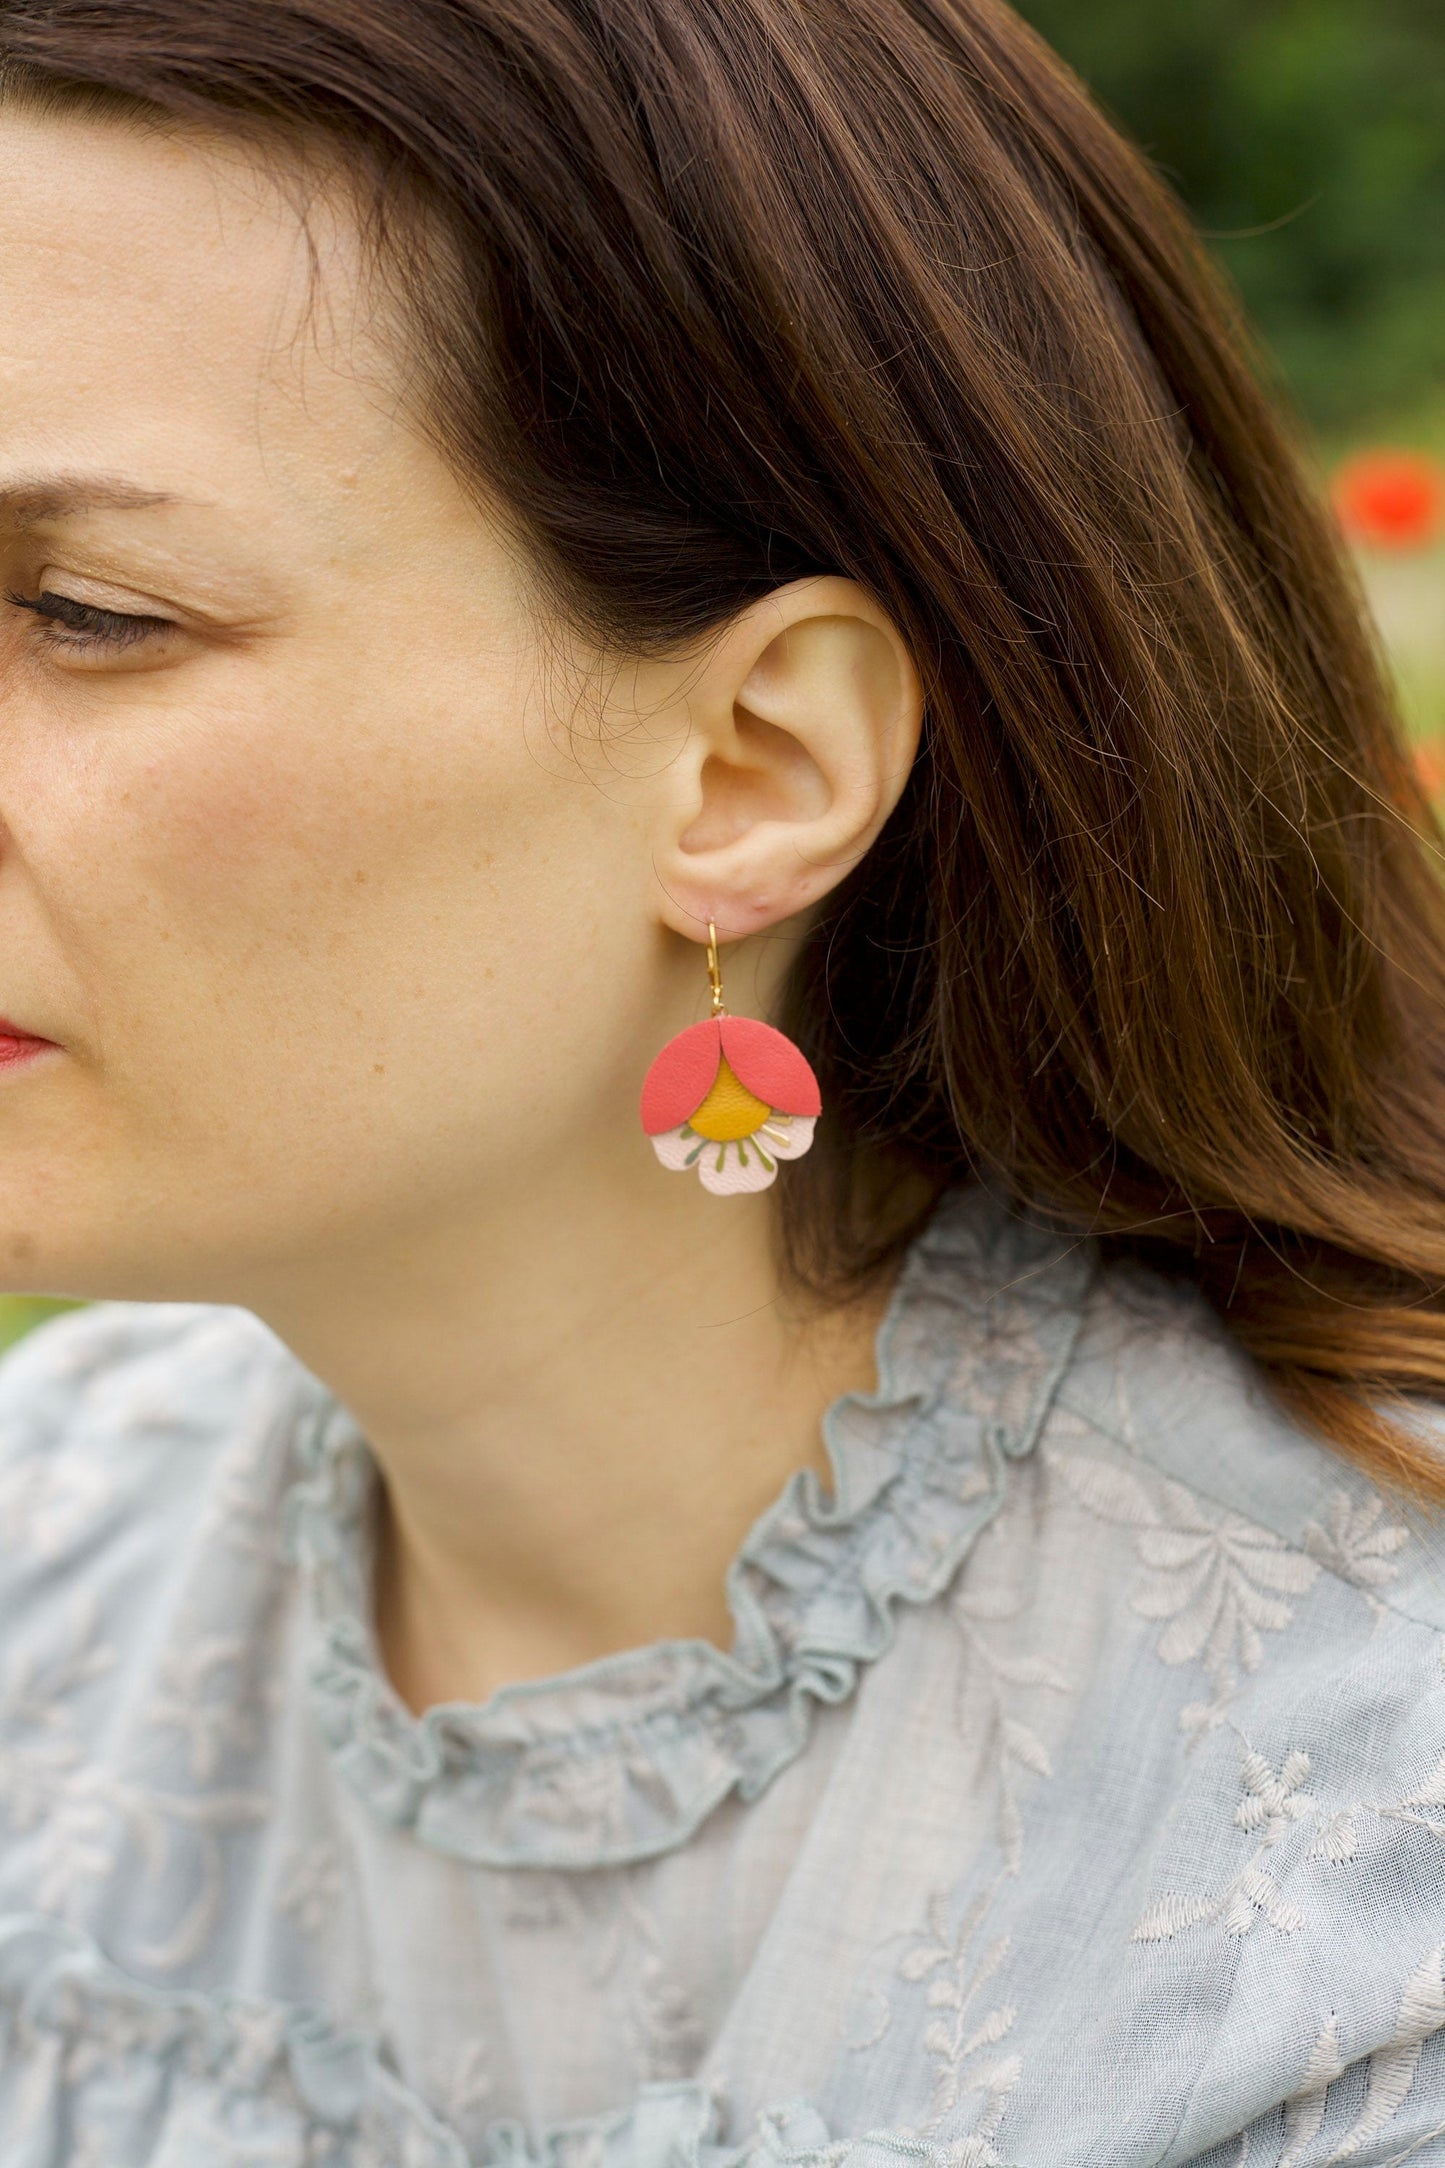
left=640, top=1019, right=722, bottom=1134
left=719, top=1017, right=821, bottom=1117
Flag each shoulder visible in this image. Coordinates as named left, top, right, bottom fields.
left=0, top=1301, right=332, bottom=1964
left=1049, top=1245, right=1445, bottom=1635
left=917, top=1199, right=1445, bottom=2162
left=0, top=1298, right=322, bottom=1646
left=920, top=1185, right=1445, bottom=1632
left=0, top=1294, right=310, bottom=1473
left=1031, top=1276, right=1445, bottom=2168
left=0, top=1295, right=290, bottom=1433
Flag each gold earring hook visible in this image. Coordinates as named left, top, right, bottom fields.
left=706, top=919, right=725, bottom=1016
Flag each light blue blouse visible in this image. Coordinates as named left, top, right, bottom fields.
left=0, top=1187, right=1443, bottom=2167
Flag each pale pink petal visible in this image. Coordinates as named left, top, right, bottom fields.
left=697, top=1137, right=779, bottom=1196
left=758, top=1112, right=816, bottom=1162
left=650, top=1125, right=699, bottom=1172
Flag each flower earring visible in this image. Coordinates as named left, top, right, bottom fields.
left=640, top=921, right=822, bottom=1195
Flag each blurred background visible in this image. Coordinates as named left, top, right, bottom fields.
left=2, top=0, right=1444, bottom=1353
left=1018, top=0, right=1445, bottom=749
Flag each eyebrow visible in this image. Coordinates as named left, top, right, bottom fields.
left=0, top=475, right=186, bottom=524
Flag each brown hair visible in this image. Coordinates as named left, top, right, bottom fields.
left=6, top=0, right=1445, bottom=1491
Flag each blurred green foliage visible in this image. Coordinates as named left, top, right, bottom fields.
left=0, top=1296, right=79, bottom=1354
left=1016, top=0, right=1445, bottom=434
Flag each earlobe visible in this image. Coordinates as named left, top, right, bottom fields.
left=651, top=577, right=922, bottom=943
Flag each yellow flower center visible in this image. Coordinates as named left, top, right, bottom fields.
left=688, top=1056, right=770, bottom=1142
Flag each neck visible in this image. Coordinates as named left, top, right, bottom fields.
left=247, top=1162, right=895, bottom=1710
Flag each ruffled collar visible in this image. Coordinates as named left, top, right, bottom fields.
left=281, top=1188, right=1092, bottom=1870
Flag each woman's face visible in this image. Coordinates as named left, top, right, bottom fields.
left=0, top=105, right=686, bottom=1303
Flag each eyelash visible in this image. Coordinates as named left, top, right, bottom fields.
left=5, top=588, right=173, bottom=652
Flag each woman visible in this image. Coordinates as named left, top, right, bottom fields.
left=0, top=0, right=1440, bottom=2160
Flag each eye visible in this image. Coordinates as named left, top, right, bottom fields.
left=5, top=587, right=175, bottom=652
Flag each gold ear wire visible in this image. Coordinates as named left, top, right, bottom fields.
left=706, top=919, right=725, bottom=1016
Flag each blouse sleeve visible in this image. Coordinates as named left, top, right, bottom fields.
left=0, top=1296, right=293, bottom=1638
left=1153, top=1593, right=1445, bottom=2168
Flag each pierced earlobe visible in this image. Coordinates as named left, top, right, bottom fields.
left=639, top=923, right=821, bottom=1195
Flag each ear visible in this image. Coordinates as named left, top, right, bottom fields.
left=648, top=577, right=923, bottom=943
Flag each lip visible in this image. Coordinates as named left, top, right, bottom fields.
left=0, top=1019, right=57, bottom=1062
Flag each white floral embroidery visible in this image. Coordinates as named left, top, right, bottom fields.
left=901, top=1895, right=1018, bottom=2139
left=145, top=1633, right=258, bottom=1781
left=846, top=1493, right=1067, bottom=2159
left=1132, top=1746, right=1312, bottom=1942
left=31, top=1767, right=128, bottom=1913
left=1235, top=1747, right=1317, bottom=1841
left=88, top=1375, right=188, bottom=1435
left=1306, top=1747, right=1445, bottom=1866
left=0, top=1723, right=84, bottom=1835
left=1279, top=2013, right=1345, bottom=2168
left=500, top=1864, right=703, bottom=2087
left=945, top=1273, right=1078, bottom=1443
left=1, top=1594, right=115, bottom=1733
left=39, top=1770, right=270, bottom=1969
left=0, top=1598, right=115, bottom=1845
left=0, top=1590, right=268, bottom=1971
left=1302, top=1490, right=1410, bottom=1592
left=0, top=1955, right=463, bottom=2166
left=1323, top=1945, right=1445, bottom=2163
left=1388, top=1753, right=1445, bottom=1840
left=427, top=2035, right=493, bottom=2127
left=187, top=1420, right=286, bottom=1564
left=0, top=1448, right=121, bottom=1564
left=1310, top=1809, right=1363, bottom=1865
left=942, top=2057, right=1023, bottom=2168
left=627, top=1884, right=706, bottom=2083
left=1045, top=1429, right=1320, bottom=1732
left=949, top=1575, right=1071, bottom=1876
left=3, top=2010, right=64, bottom=2148
left=278, top=1839, right=345, bottom=1937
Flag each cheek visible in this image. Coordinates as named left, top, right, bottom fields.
left=25, top=667, right=645, bottom=1203
left=27, top=697, right=396, bottom=1033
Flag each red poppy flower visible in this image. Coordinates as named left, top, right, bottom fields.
left=1333, top=450, right=1445, bottom=552
left=640, top=1016, right=821, bottom=1194
left=1415, top=738, right=1445, bottom=799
